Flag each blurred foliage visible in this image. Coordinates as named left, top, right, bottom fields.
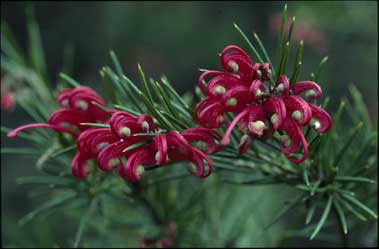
left=1, top=1, right=378, bottom=247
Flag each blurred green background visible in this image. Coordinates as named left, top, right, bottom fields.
left=1, top=1, right=377, bottom=247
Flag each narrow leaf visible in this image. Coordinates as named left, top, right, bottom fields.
left=74, top=198, right=98, bottom=248
left=233, top=23, right=264, bottom=63
left=109, top=50, right=124, bottom=75
left=79, top=123, right=110, bottom=128
left=333, top=198, right=348, bottom=234
left=275, top=4, right=288, bottom=71
left=138, top=64, right=154, bottom=104
left=18, top=190, right=77, bottom=226
left=334, top=176, right=375, bottom=184
left=314, top=56, right=329, bottom=82
left=59, top=73, right=80, bottom=87
left=122, top=141, right=148, bottom=152
left=310, top=195, right=333, bottom=240
left=341, top=194, right=378, bottom=219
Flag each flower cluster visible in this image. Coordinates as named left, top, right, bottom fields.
left=7, top=45, right=333, bottom=181
left=72, top=111, right=220, bottom=181
left=8, top=86, right=221, bottom=181
left=195, top=45, right=332, bottom=163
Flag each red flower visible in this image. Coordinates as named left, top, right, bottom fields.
left=7, top=86, right=109, bottom=139
left=1, top=90, right=15, bottom=112
left=196, top=45, right=332, bottom=163
left=71, top=111, right=221, bottom=181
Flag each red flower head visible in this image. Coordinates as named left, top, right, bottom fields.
left=7, top=86, right=109, bottom=139
left=71, top=111, right=221, bottom=181
left=195, top=45, right=332, bottom=163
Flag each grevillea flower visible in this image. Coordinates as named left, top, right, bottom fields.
left=1, top=79, right=16, bottom=112
left=196, top=45, right=332, bottom=163
left=1, top=90, right=15, bottom=112
left=7, top=86, right=109, bottom=139
left=71, top=111, right=221, bottom=181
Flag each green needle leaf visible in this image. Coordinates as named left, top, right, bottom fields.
left=275, top=4, right=287, bottom=72
left=310, top=195, right=333, bottom=240
left=114, top=104, right=141, bottom=116
left=286, top=16, right=296, bottom=45
left=122, top=140, right=149, bottom=152
left=109, top=50, right=124, bottom=75
left=333, top=122, right=363, bottom=167
left=333, top=198, right=348, bottom=234
left=233, top=23, right=264, bottom=63
left=74, top=198, right=98, bottom=248
left=341, top=194, right=378, bottom=219
left=277, top=42, right=290, bottom=78
left=59, top=73, right=80, bottom=87
left=1, top=21, right=26, bottom=65
left=290, top=40, right=304, bottom=84
left=334, top=176, right=375, bottom=184
left=160, top=76, right=192, bottom=114
left=314, top=56, right=329, bottom=82
left=305, top=201, right=317, bottom=225
left=138, top=63, right=154, bottom=104
left=303, top=167, right=310, bottom=186
left=253, top=32, right=272, bottom=65
left=100, top=67, right=118, bottom=105
left=50, top=144, right=77, bottom=158
left=26, top=5, right=47, bottom=81
left=79, top=123, right=110, bottom=128
left=264, top=194, right=306, bottom=231
left=1, top=147, right=39, bottom=155
left=16, top=176, right=76, bottom=186
left=337, top=195, right=367, bottom=221
left=18, top=190, right=77, bottom=226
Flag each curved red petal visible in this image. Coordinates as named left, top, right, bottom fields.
left=189, top=148, right=213, bottom=178
left=221, top=107, right=251, bottom=145
left=198, top=70, right=224, bottom=95
left=71, top=152, right=91, bottom=179
left=220, top=86, right=251, bottom=112
left=207, top=73, right=245, bottom=97
left=260, top=63, right=273, bottom=81
left=274, top=75, right=290, bottom=95
left=7, top=123, right=78, bottom=138
left=166, top=131, right=194, bottom=158
left=282, top=96, right=312, bottom=126
left=96, top=140, right=126, bottom=171
left=109, top=111, right=142, bottom=138
left=238, top=134, right=255, bottom=155
left=152, top=134, right=168, bottom=165
left=290, top=81, right=322, bottom=99
left=122, top=146, right=156, bottom=182
left=57, top=88, right=74, bottom=108
left=220, top=45, right=255, bottom=81
left=77, top=128, right=118, bottom=156
left=197, top=99, right=225, bottom=128
left=248, top=79, right=266, bottom=102
left=247, top=104, right=266, bottom=136
left=181, top=127, right=221, bottom=154
left=262, top=96, right=286, bottom=129
left=279, top=118, right=308, bottom=163
left=309, top=104, right=332, bottom=133
left=48, top=109, right=92, bottom=131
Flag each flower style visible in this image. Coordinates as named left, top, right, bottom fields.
left=195, top=45, right=332, bottom=163
left=7, top=86, right=110, bottom=139
left=71, top=111, right=221, bottom=181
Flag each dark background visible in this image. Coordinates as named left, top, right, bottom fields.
left=1, top=1, right=378, bottom=247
